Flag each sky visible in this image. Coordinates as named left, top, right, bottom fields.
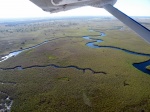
left=0, top=0, right=149, bottom=18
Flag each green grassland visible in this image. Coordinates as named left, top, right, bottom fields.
left=95, top=18, right=150, bottom=54
left=0, top=18, right=96, bottom=57
left=0, top=17, right=150, bottom=111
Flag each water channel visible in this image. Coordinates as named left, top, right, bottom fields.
left=0, top=32, right=150, bottom=74
left=83, top=32, right=150, bottom=75
left=0, top=30, right=150, bottom=111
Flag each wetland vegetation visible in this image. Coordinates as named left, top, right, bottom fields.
left=0, top=16, right=150, bottom=111
left=146, top=65, right=150, bottom=70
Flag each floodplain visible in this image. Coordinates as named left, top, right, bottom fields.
left=0, top=16, right=150, bottom=111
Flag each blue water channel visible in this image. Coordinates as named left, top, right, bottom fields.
left=0, top=32, right=150, bottom=74
left=0, top=38, right=58, bottom=63
left=83, top=32, right=150, bottom=75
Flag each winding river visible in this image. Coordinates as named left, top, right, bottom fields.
left=83, top=32, right=150, bottom=75
left=0, top=65, right=106, bottom=74
left=0, top=38, right=59, bottom=63
left=0, top=32, right=150, bottom=75
left=0, top=30, right=150, bottom=111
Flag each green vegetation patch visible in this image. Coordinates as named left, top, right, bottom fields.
left=26, top=49, right=34, bottom=55
left=48, top=55, right=57, bottom=60
left=0, top=17, right=150, bottom=112
left=57, top=77, right=70, bottom=81
left=146, top=65, right=150, bottom=70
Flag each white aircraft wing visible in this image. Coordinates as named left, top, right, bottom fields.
left=30, top=0, right=117, bottom=13
left=30, top=0, right=150, bottom=43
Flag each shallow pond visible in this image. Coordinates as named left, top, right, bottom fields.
left=133, top=60, right=150, bottom=74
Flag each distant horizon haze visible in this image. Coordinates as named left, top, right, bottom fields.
left=0, top=0, right=150, bottom=18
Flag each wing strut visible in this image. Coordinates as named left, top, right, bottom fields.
left=104, top=4, right=150, bottom=43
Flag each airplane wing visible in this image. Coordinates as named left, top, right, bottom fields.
left=30, top=0, right=150, bottom=43
left=30, top=0, right=117, bottom=13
